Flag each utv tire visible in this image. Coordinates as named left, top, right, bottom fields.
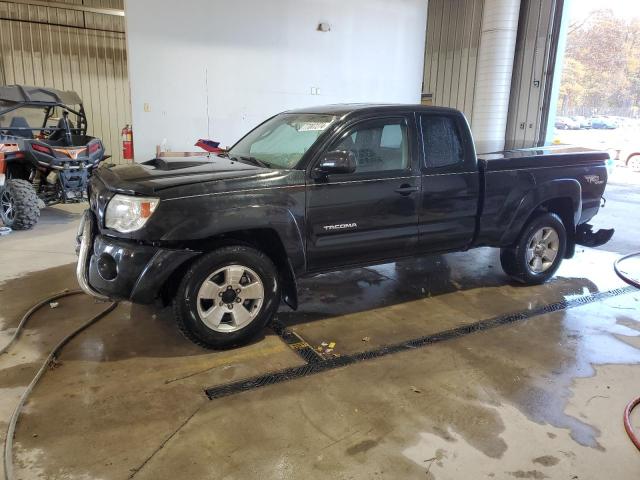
left=0, top=179, right=40, bottom=230
left=173, top=245, right=280, bottom=349
left=500, top=212, right=566, bottom=285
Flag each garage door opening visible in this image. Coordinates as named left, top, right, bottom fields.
left=552, top=0, right=640, bottom=172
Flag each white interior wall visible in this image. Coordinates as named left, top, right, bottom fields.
left=125, top=0, right=428, bottom=160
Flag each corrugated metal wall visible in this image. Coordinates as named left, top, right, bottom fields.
left=424, top=0, right=564, bottom=150
left=0, top=0, right=130, bottom=162
left=505, top=0, right=560, bottom=149
left=422, top=0, right=484, bottom=124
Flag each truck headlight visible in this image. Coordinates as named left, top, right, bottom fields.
left=105, top=194, right=159, bottom=233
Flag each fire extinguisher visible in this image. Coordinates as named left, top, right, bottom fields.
left=122, top=124, right=134, bottom=161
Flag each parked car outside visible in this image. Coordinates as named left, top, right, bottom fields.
left=570, top=116, right=591, bottom=129
left=591, top=117, right=617, bottom=129
left=618, top=146, right=640, bottom=172
left=555, top=116, right=581, bottom=130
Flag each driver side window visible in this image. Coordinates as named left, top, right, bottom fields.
left=331, top=119, right=409, bottom=173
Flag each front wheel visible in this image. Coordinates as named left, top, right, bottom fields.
left=500, top=212, right=567, bottom=285
left=0, top=179, right=40, bottom=230
left=173, top=245, right=280, bottom=349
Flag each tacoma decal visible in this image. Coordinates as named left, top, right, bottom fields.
left=323, top=223, right=358, bottom=231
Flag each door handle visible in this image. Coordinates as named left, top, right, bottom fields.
left=394, top=184, right=419, bottom=195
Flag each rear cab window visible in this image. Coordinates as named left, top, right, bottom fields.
left=419, top=114, right=466, bottom=170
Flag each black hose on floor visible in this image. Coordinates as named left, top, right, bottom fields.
left=1, top=291, right=118, bottom=480
left=613, top=251, right=640, bottom=452
left=0, top=290, right=83, bottom=356
left=614, top=251, right=640, bottom=289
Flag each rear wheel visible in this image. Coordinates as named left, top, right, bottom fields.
left=173, top=245, right=280, bottom=349
left=0, top=179, right=40, bottom=230
left=500, top=212, right=566, bottom=285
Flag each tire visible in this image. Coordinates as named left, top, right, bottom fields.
left=500, top=212, right=567, bottom=285
left=0, top=179, right=40, bottom=230
left=173, top=245, right=280, bottom=349
left=627, top=154, right=640, bottom=172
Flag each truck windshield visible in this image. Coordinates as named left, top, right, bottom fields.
left=228, top=113, right=337, bottom=169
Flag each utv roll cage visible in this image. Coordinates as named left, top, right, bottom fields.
left=0, top=85, right=88, bottom=140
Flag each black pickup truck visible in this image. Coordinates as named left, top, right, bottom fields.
left=76, top=104, right=613, bottom=348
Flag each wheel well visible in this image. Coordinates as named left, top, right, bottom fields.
left=161, top=228, right=298, bottom=309
left=627, top=152, right=640, bottom=164
left=6, top=162, right=33, bottom=181
left=538, top=197, right=573, bottom=227
left=535, top=197, right=575, bottom=258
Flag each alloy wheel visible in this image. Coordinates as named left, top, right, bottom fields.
left=0, top=188, right=15, bottom=224
left=526, top=227, right=560, bottom=273
left=196, top=265, right=265, bottom=332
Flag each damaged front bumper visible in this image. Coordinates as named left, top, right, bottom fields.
left=76, top=210, right=199, bottom=303
left=76, top=211, right=110, bottom=301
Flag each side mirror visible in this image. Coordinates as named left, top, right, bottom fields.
left=313, top=150, right=356, bottom=178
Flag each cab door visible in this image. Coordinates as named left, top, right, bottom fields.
left=417, top=113, right=480, bottom=252
left=305, top=115, right=421, bottom=271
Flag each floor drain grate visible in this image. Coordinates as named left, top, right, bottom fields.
left=205, top=286, right=637, bottom=400
left=270, top=318, right=325, bottom=364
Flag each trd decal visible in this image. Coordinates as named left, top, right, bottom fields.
left=584, top=175, right=604, bottom=185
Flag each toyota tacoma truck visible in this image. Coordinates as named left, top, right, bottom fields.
left=76, top=104, right=613, bottom=349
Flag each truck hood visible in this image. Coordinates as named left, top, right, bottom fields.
left=95, top=155, right=273, bottom=196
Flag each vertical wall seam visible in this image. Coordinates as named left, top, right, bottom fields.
left=434, top=0, right=446, bottom=104
left=468, top=0, right=485, bottom=123
left=522, top=0, right=543, bottom=146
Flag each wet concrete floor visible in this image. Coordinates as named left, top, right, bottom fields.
left=0, top=191, right=639, bottom=479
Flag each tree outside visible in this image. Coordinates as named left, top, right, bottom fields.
left=553, top=2, right=640, bottom=175
left=558, top=9, right=640, bottom=118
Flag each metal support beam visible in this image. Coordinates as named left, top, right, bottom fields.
left=2, top=0, right=124, bottom=16
left=471, top=0, right=521, bottom=153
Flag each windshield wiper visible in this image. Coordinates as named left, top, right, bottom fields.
left=235, top=155, right=271, bottom=169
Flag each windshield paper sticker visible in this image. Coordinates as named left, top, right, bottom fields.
left=297, top=122, right=332, bottom=132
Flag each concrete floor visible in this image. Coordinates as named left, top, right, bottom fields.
left=0, top=173, right=639, bottom=479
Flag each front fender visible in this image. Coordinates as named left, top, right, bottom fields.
left=155, top=199, right=307, bottom=275
left=500, top=178, right=582, bottom=246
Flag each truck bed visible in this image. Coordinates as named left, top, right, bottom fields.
left=478, top=145, right=609, bottom=171
left=474, top=145, right=609, bottom=249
